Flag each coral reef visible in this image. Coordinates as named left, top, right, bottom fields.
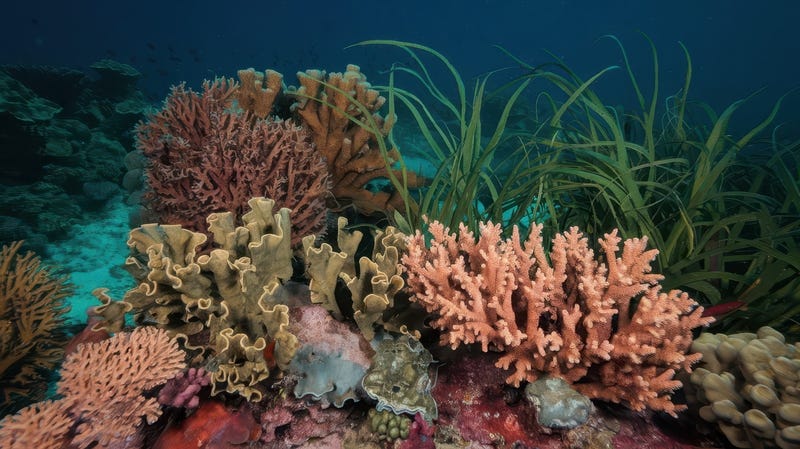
left=94, top=197, right=300, bottom=401
left=288, top=64, right=425, bottom=214
left=0, top=326, right=186, bottom=449
left=402, top=219, right=713, bottom=415
left=258, top=392, right=356, bottom=448
left=688, top=327, right=800, bottom=448
left=0, top=62, right=145, bottom=251
left=135, top=78, right=329, bottom=247
left=0, top=241, right=70, bottom=415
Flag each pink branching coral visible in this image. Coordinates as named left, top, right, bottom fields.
left=402, top=220, right=713, bottom=415
left=135, top=78, right=330, bottom=247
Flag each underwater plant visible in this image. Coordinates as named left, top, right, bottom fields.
left=501, top=36, right=800, bottom=335
left=350, top=40, right=535, bottom=235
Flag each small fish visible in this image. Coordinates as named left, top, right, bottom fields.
left=146, top=42, right=156, bottom=51
left=262, top=340, right=277, bottom=369
left=701, top=300, right=748, bottom=318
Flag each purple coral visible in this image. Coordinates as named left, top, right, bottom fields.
left=158, top=367, right=211, bottom=409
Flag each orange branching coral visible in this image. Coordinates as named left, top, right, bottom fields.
left=236, top=67, right=283, bottom=119
left=58, top=326, right=186, bottom=448
left=0, top=327, right=185, bottom=449
left=402, top=220, right=713, bottom=415
left=289, top=64, right=425, bottom=214
left=0, top=241, right=70, bottom=415
left=136, top=78, right=329, bottom=247
left=0, top=400, right=73, bottom=449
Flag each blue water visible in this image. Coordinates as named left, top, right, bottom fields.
left=3, top=1, right=798, bottom=131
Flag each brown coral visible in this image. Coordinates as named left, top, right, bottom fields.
left=402, top=220, right=713, bottom=415
left=135, top=78, right=329, bottom=247
left=0, top=241, right=70, bottom=415
left=288, top=64, right=425, bottom=214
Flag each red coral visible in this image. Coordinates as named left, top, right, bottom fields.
left=152, top=400, right=261, bottom=449
left=135, top=78, right=330, bottom=247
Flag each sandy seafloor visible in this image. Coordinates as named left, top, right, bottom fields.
left=44, top=195, right=136, bottom=325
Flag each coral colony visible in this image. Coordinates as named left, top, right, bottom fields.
left=1, top=43, right=799, bottom=449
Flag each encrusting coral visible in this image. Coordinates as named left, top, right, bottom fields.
left=135, top=77, right=329, bottom=248
left=402, top=219, right=713, bottom=415
left=0, top=326, right=186, bottom=449
left=93, top=197, right=300, bottom=402
left=0, top=241, right=70, bottom=415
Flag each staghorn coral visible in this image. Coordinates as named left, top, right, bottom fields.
left=687, top=327, right=800, bottom=449
left=0, top=240, right=70, bottom=415
left=135, top=78, right=329, bottom=247
left=94, top=197, right=300, bottom=402
left=288, top=64, right=425, bottom=214
left=0, top=326, right=186, bottom=449
left=402, top=219, right=713, bottom=415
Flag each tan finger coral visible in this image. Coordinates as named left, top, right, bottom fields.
left=688, top=327, right=800, bottom=448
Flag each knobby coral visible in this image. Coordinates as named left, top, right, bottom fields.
left=0, top=241, right=70, bottom=415
left=135, top=78, right=329, bottom=247
left=402, top=220, right=713, bottom=415
left=0, top=326, right=186, bottom=449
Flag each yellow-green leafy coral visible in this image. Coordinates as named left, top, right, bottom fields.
left=688, top=327, right=800, bottom=449
left=302, top=217, right=410, bottom=340
left=95, top=197, right=299, bottom=402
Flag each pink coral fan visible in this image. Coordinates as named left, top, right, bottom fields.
left=402, top=220, right=713, bottom=415
left=135, top=78, right=330, bottom=247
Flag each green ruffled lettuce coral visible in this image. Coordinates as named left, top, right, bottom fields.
left=94, top=197, right=299, bottom=401
left=302, top=217, right=417, bottom=341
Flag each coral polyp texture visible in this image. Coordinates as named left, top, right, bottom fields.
left=135, top=77, right=329, bottom=247
left=0, top=241, right=70, bottom=415
left=93, top=197, right=299, bottom=402
left=402, top=220, right=713, bottom=415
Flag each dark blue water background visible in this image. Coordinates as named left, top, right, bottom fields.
left=3, top=0, right=799, bottom=136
